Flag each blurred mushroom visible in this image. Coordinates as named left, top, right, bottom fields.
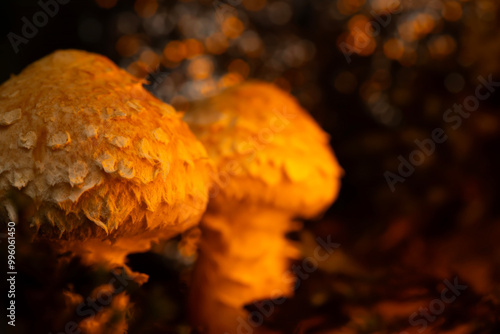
left=183, top=81, right=342, bottom=333
left=0, top=50, right=212, bottom=274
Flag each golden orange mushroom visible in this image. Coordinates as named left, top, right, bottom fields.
left=0, top=49, right=212, bottom=272
left=183, top=81, right=342, bottom=333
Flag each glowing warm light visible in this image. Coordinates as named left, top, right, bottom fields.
left=139, top=49, right=160, bottom=69
left=347, top=14, right=369, bottom=31
left=383, top=38, right=405, bottom=60
left=428, top=35, right=457, bottom=59
left=222, top=16, right=245, bottom=39
left=370, top=0, right=401, bottom=14
left=338, top=15, right=377, bottom=56
left=413, top=13, right=436, bottom=35
left=115, top=34, right=141, bottom=57
left=199, top=79, right=217, bottom=96
left=398, top=13, right=436, bottom=42
left=397, top=22, right=415, bottom=42
left=163, top=40, right=187, bottom=63
left=185, top=39, right=205, bottom=59
left=187, top=56, right=214, bottom=80
left=411, top=13, right=436, bottom=38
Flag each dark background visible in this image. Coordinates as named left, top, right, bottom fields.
left=1, top=0, right=500, bottom=333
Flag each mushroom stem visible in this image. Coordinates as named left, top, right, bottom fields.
left=190, top=203, right=301, bottom=333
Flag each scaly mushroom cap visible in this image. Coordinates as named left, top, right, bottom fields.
left=0, top=50, right=212, bottom=241
left=183, top=81, right=342, bottom=218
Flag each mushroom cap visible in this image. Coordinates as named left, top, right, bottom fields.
left=0, top=50, right=212, bottom=241
left=183, top=81, right=342, bottom=218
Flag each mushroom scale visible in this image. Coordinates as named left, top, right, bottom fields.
left=0, top=50, right=213, bottom=265
left=184, top=81, right=342, bottom=333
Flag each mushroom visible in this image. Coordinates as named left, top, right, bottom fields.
left=183, top=81, right=343, bottom=333
left=0, top=49, right=212, bottom=275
